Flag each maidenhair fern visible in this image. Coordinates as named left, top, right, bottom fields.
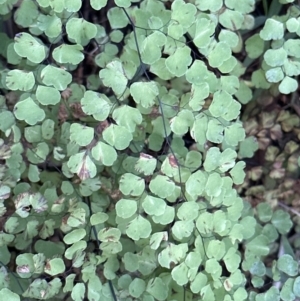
left=0, top=0, right=299, bottom=301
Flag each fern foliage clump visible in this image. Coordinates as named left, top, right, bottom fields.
left=0, top=0, right=300, bottom=300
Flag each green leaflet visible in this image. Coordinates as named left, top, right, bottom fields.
left=66, top=18, right=97, bottom=46
left=14, top=32, right=46, bottom=63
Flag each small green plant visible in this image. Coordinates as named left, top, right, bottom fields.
left=0, top=0, right=300, bottom=300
